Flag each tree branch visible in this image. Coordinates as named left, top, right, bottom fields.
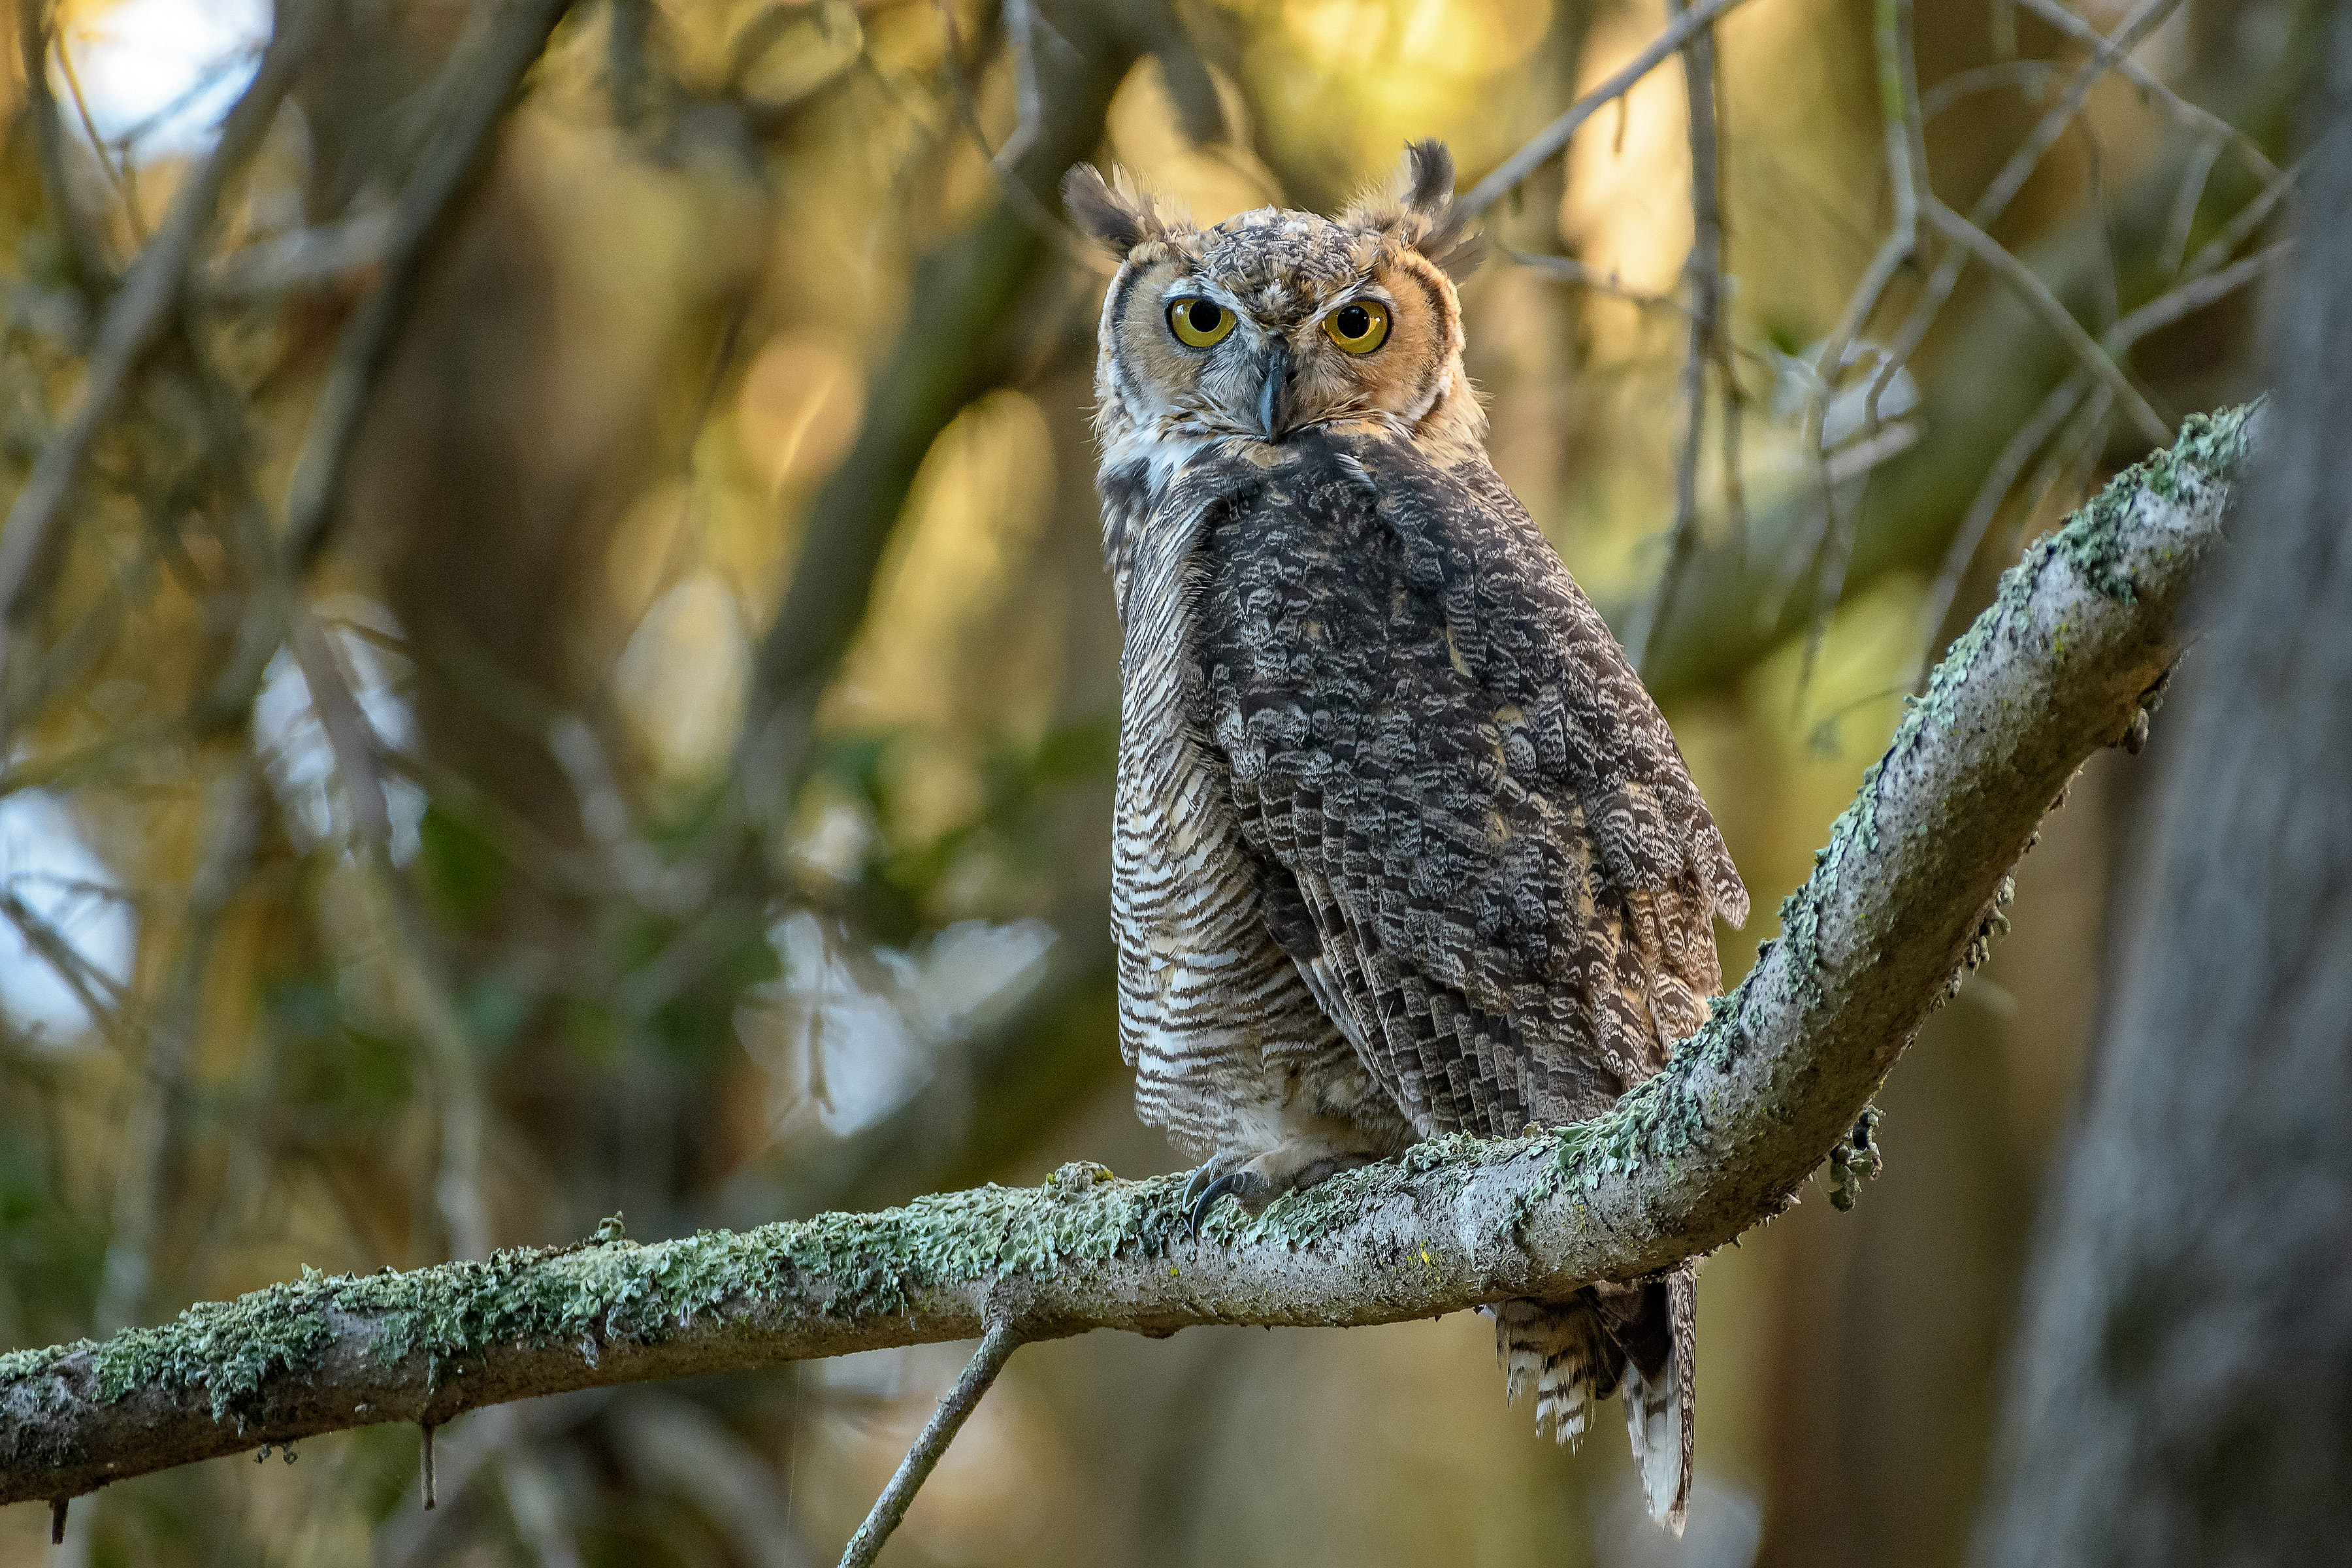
left=278, top=0, right=583, bottom=576
left=837, top=1322, right=1024, bottom=1568
left=1455, top=0, right=1757, bottom=222
left=0, top=407, right=2259, bottom=1511
left=0, top=4, right=319, bottom=632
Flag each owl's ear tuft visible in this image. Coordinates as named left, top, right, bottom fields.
left=1063, top=165, right=1179, bottom=257
left=1348, top=140, right=1478, bottom=276
left=1399, top=140, right=1456, bottom=219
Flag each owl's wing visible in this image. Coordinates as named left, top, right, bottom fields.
left=1191, top=431, right=1747, bottom=1135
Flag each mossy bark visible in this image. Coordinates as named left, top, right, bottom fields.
left=0, top=407, right=2256, bottom=1511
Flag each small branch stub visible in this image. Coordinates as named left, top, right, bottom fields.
left=1829, top=1106, right=1884, bottom=1212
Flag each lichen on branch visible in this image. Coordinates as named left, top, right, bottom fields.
left=0, top=404, right=2259, bottom=1512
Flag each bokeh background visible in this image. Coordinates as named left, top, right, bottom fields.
left=0, top=0, right=2309, bottom=1563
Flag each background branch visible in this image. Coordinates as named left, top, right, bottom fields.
left=0, top=5, right=317, bottom=638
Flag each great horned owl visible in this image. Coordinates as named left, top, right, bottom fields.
left=1065, top=142, right=1747, bottom=1531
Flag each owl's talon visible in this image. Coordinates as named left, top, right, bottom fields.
left=1179, top=1152, right=1247, bottom=1215
left=1186, top=1172, right=1250, bottom=1236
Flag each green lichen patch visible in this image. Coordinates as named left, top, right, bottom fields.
left=92, top=1291, right=336, bottom=1416
left=0, top=1172, right=1225, bottom=1420
left=2053, top=402, right=2255, bottom=602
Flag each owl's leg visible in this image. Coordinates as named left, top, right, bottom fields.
left=1183, top=1135, right=1380, bottom=1234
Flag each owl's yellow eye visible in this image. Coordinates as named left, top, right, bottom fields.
left=1323, top=299, right=1391, bottom=355
left=1167, top=297, right=1235, bottom=348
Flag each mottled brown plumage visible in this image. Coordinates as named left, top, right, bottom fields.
left=1068, top=143, right=1745, bottom=1531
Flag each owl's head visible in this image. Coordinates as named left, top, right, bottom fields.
left=1064, top=142, right=1483, bottom=456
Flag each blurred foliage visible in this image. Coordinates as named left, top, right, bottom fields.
left=0, top=0, right=2304, bottom=1563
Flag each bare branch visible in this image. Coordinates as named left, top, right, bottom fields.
left=18, top=1, right=115, bottom=291
left=994, top=0, right=1046, bottom=174
left=93, top=763, right=265, bottom=1336
left=1814, top=0, right=1925, bottom=395
left=1921, top=197, right=2170, bottom=444
left=2010, top=0, right=2287, bottom=199
left=1920, top=59, right=2060, bottom=123
left=2157, top=131, right=2227, bottom=279
left=0, top=406, right=2259, bottom=1511
left=1782, top=0, right=1924, bottom=706
left=932, top=0, right=1092, bottom=263
left=837, top=1324, right=1024, bottom=1568
left=1628, top=0, right=1728, bottom=678
left=2182, top=154, right=2300, bottom=279
left=1865, top=0, right=2184, bottom=425
left=279, top=0, right=584, bottom=575
left=2111, top=240, right=2291, bottom=348
left=1456, top=0, right=1758, bottom=223
left=1499, top=246, right=1686, bottom=314
left=0, top=7, right=319, bottom=634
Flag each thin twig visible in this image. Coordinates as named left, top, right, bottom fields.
left=280, top=0, right=582, bottom=575
left=930, top=0, right=1088, bottom=261
left=0, top=886, right=132, bottom=1043
left=1782, top=0, right=1921, bottom=693
left=1794, top=467, right=1867, bottom=719
left=837, top=1324, right=1024, bottom=1568
left=1500, top=246, right=1687, bottom=313
left=1813, top=0, right=1924, bottom=399
left=49, top=19, right=144, bottom=245
left=18, top=1, right=114, bottom=289
left=2110, top=240, right=2290, bottom=348
left=0, top=7, right=317, bottom=632
left=1919, top=59, right=2060, bottom=123
left=2010, top=0, right=2287, bottom=198
left=93, top=762, right=265, bottom=1336
left=2181, top=152, right=2302, bottom=280
left=1456, top=0, right=1758, bottom=222
left=1921, top=196, right=2169, bottom=443
left=993, top=0, right=1044, bottom=174
left=1629, top=0, right=1727, bottom=676
left=1864, top=0, right=2185, bottom=426
left=2157, top=131, right=2226, bottom=278
left=1905, top=175, right=2294, bottom=693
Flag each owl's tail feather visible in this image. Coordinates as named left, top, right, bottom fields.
left=1495, top=1266, right=1695, bottom=1535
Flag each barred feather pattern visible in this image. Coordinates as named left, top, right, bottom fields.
left=1107, top=458, right=1415, bottom=1164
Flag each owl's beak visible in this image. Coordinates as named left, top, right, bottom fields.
left=1256, top=338, right=1294, bottom=442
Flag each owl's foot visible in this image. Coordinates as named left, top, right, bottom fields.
left=1181, top=1139, right=1379, bottom=1235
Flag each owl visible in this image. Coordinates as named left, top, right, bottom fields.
left=1065, top=143, right=1747, bottom=1531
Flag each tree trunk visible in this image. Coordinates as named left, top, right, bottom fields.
left=1978, top=16, right=2352, bottom=1565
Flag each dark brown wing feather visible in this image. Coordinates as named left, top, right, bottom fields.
left=1190, top=431, right=1744, bottom=1135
